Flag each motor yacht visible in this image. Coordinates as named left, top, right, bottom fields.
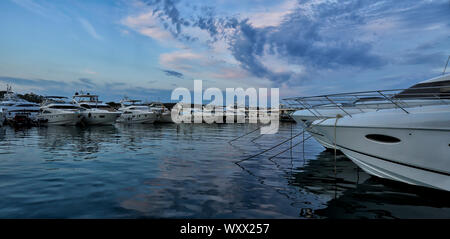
left=202, top=105, right=225, bottom=124
left=286, top=73, right=450, bottom=149
left=72, top=92, right=121, bottom=125
left=311, top=103, right=450, bottom=191
left=0, top=85, right=40, bottom=123
left=221, top=105, right=246, bottom=123
left=148, top=102, right=173, bottom=123
left=169, top=103, right=203, bottom=123
left=117, top=99, right=157, bottom=124
left=292, top=74, right=450, bottom=191
left=37, top=96, right=83, bottom=126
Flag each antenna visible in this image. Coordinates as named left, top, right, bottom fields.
left=443, top=55, right=450, bottom=75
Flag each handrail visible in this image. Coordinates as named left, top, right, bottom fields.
left=284, top=84, right=449, bottom=99
left=282, top=84, right=450, bottom=117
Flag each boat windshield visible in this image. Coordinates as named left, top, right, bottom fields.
left=15, top=104, right=38, bottom=107
left=80, top=104, right=92, bottom=109
left=395, top=79, right=450, bottom=99
left=49, top=105, right=80, bottom=109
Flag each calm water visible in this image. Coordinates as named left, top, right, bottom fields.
left=0, top=122, right=449, bottom=219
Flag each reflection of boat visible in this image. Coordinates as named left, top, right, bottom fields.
left=72, top=92, right=121, bottom=125
left=307, top=75, right=450, bottom=191
left=37, top=125, right=119, bottom=154
left=10, top=113, right=36, bottom=127
left=288, top=74, right=450, bottom=150
left=37, top=96, right=83, bottom=126
left=289, top=151, right=371, bottom=197
left=117, top=99, right=157, bottom=124
left=314, top=174, right=450, bottom=219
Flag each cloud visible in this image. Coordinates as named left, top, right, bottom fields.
left=401, top=52, right=448, bottom=66
left=79, top=18, right=102, bottom=40
left=77, top=78, right=97, bottom=88
left=0, top=76, right=68, bottom=88
left=159, top=1, right=449, bottom=88
left=162, top=69, right=184, bottom=78
left=159, top=49, right=252, bottom=82
left=122, top=11, right=173, bottom=41
left=245, top=0, right=298, bottom=28
left=128, top=0, right=390, bottom=86
left=159, top=50, right=205, bottom=71
left=10, top=0, right=69, bottom=21
left=10, top=0, right=48, bottom=17
left=0, top=76, right=174, bottom=102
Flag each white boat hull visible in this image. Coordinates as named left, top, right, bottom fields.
left=81, top=112, right=121, bottom=125
left=117, top=112, right=157, bottom=124
left=38, top=112, right=82, bottom=126
left=312, top=105, right=450, bottom=191
left=291, top=99, right=450, bottom=150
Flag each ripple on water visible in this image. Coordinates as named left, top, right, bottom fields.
left=0, top=123, right=449, bottom=218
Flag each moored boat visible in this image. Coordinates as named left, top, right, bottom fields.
left=73, top=92, right=121, bottom=125
left=37, top=96, right=83, bottom=126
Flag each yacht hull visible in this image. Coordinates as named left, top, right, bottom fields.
left=117, top=112, right=157, bottom=124
left=155, top=112, right=174, bottom=123
left=312, top=105, right=450, bottom=191
left=38, top=113, right=82, bottom=126
left=81, top=112, right=121, bottom=125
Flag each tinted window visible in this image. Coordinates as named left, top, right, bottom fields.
left=395, top=80, right=450, bottom=99
left=50, top=105, right=79, bottom=109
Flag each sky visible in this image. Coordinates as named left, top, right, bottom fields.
left=0, top=0, right=449, bottom=102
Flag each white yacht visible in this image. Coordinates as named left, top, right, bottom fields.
left=37, top=96, right=83, bottom=126
left=170, top=103, right=201, bottom=123
left=72, top=93, right=121, bottom=125
left=0, top=85, right=40, bottom=122
left=117, top=99, right=157, bottom=124
left=311, top=104, right=450, bottom=191
left=202, top=105, right=225, bottom=124
left=149, top=102, right=173, bottom=123
left=301, top=75, right=450, bottom=191
left=287, top=74, right=450, bottom=149
left=224, top=105, right=246, bottom=123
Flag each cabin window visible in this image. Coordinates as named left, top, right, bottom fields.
left=365, top=134, right=401, bottom=143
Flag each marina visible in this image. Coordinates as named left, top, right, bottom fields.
left=1, top=0, right=449, bottom=222
left=0, top=72, right=449, bottom=219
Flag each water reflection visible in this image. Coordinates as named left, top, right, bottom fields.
left=0, top=123, right=449, bottom=218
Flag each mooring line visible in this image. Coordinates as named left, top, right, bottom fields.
left=250, top=132, right=265, bottom=142
left=334, top=114, right=343, bottom=176
left=235, top=131, right=305, bottom=164
left=228, top=126, right=261, bottom=144
left=250, top=125, right=279, bottom=143
left=268, top=134, right=313, bottom=160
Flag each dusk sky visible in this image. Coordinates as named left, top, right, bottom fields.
left=0, top=0, right=449, bottom=102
